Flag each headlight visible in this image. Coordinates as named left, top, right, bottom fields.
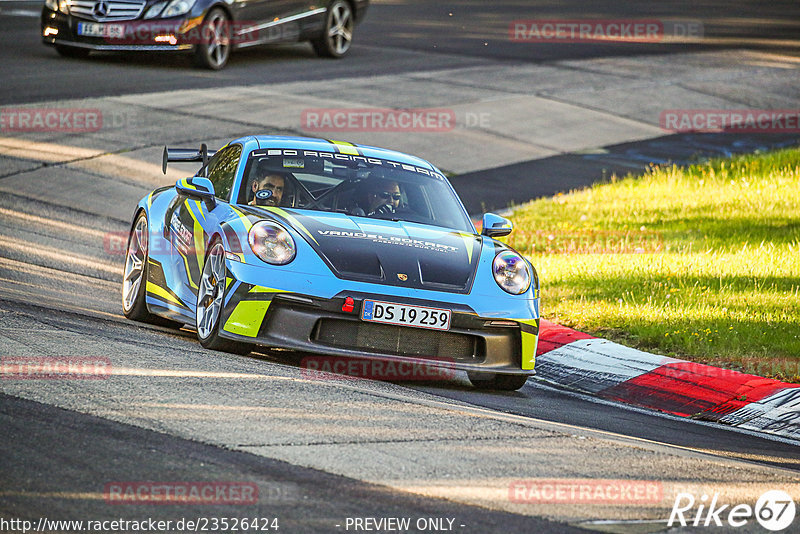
left=161, top=0, right=196, bottom=18
left=248, top=221, right=296, bottom=265
left=45, top=0, right=59, bottom=11
left=143, top=1, right=167, bottom=18
left=492, top=251, right=531, bottom=295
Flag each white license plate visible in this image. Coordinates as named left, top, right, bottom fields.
left=361, top=300, right=451, bottom=331
left=77, top=22, right=125, bottom=38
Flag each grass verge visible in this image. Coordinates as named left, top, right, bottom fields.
left=506, top=147, right=800, bottom=382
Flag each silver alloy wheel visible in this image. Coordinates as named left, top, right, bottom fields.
left=196, top=243, right=226, bottom=339
left=327, top=1, right=353, bottom=55
left=122, top=216, right=147, bottom=312
left=204, top=11, right=230, bottom=69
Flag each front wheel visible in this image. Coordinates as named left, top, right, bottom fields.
left=467, top=372, right=530, bottom=391
left=193, top=8, right=231, bottom=70
left=196, top=241, right=251, bottom=355
left=311, top=0, right=354, bottom=58
left=122, top=213, right=152, bottom=321
left=122, top=212, right=183, bottom=327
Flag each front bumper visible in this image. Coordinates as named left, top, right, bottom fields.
left=41, top=8, right=197, bottom=51
left=217, top=277, right=539, bottom=375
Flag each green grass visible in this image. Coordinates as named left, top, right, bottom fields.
left=506, top=147, right=800, bottom=382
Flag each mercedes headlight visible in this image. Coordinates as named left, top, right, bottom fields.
left=248, top=221, right=296, bottom=265
left=143, top=1, right=167, bottom=18
left=161, top=0, right=196, bottom=18
left=492, top=251, right=531, bottom=295
left=45, top=0, right=59, bottom=11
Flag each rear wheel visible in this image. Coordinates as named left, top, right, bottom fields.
left=312, top=0, right=354, bottom=58
left=467, top=372, right=530, bottom=391
left=196, top=241, right=251, bottom=355
left=55, top=45, right=91, bottom=59
left=193, top=8, right=231, bottom=70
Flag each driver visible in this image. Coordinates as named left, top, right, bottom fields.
left=362, top=180, right=402, bottom=216
left=249, top=172, right=285, bottom=207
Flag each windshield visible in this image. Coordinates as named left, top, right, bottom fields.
left=236, top=149, right=474, bottom=233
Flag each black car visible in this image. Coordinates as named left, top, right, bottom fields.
left=41, top=0, right=368, bottom=69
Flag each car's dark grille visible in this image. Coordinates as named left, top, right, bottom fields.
left=313, top=319, right=482, bottom=362
left=69, top=0, right=146, bottom=21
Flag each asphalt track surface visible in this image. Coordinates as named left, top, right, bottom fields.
left=1, top=393, right=579, bottom=533
left=1, top=0, right=800, bottom=105
left=2, top=1, right=800, bottom=532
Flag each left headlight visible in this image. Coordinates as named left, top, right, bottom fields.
left=143, top=1, right=167, bottom=18
left=492, top=250, right=531, bottom=295
left=248, top=221, right=296, bottom=265
left=161, top=0, right=196, bottom=18
left=45, top=0, right=59, bottom=11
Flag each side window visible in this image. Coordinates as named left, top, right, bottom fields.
left=206, top=144, right=242, bottom=201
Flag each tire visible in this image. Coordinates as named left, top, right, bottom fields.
left=55, top=45, right=91, bottom=59
left=193, top=8, right=231, bottom=70
left=196, top=240, right=252, bottom=355
left=122, top=212, right=183, bottom=327
left=311, top=0, right=354, bottom=58
left=467, top=372, right=530, bottom=391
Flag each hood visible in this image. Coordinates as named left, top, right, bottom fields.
left=243, top=207, right=482, bottom=293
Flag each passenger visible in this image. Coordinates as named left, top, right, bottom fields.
left=249, top=173, right=285, bottom=207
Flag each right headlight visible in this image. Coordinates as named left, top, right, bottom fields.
left=492, top=250, right=531, bottom=295
left=45, top=0, right=59, bottom=11
left=248, top=221, right=296, bottom=265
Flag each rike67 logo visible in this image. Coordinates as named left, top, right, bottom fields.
left=669, top=490, right=796, bottom=531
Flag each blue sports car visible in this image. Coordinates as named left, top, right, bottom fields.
left=122, top=136, right=539, bottom=390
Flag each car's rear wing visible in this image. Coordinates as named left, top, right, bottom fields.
left=162, top=144, right=216, bottom=174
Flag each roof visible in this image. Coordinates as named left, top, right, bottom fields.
left=250, top=135, right=436, bottom=170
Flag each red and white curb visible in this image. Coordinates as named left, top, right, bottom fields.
left=535, top=320, right=800, bottom=441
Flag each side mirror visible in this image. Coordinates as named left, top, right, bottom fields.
left=176, top=177, right=216, bottom=210
left=481, top=213, right=513, bottom=238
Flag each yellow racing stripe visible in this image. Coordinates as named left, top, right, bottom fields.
left=266, top=207, right=320, bottom=246
left=327, top=139, right=360, bottom=156
left=223, top=300, right=272, bottom=337
left=230, top=206, right=254, bottom=232
left=515, top=318, right=539, bottom=370
left=146, top=281, right=185, bottom=308
left=457, top=232, right=475, bottom=263
left=179, top=178, right=197, bottom=190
